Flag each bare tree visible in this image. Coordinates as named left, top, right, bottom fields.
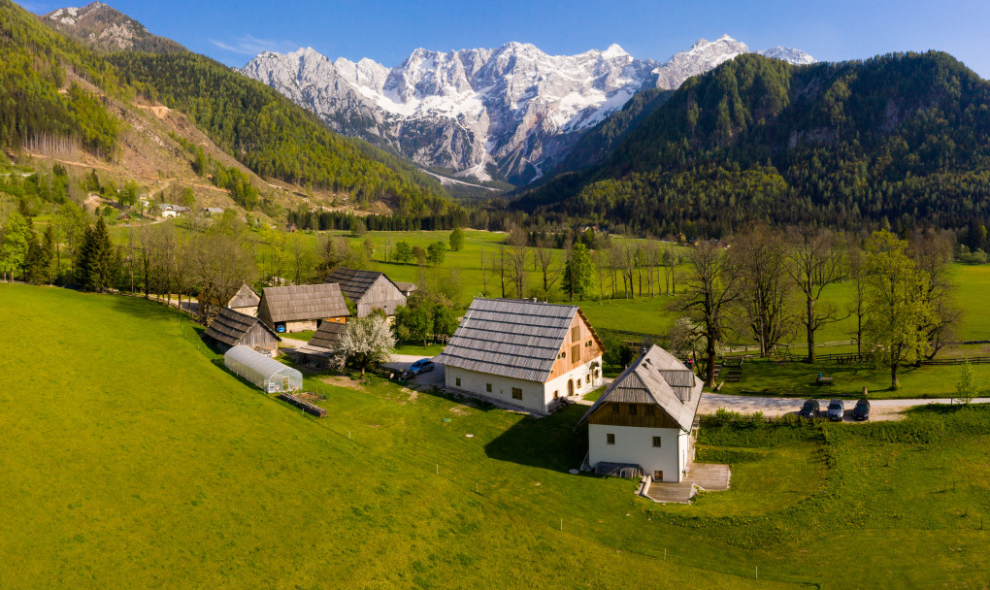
left=493, top=244, right=508, bottom=298
left=642, top=239, right=660, bottom=297
left=847, top=241, right=868, bottom=358
left=661, top=247, right=679, bottom=296
left=785, top=228, right=846, bottom=363
left=533, top=236, right=563, bottom=299
left=684, top=241, right=742, bottom=386
left=506, top=227, right=529, bottom=298
left=317, top=234, right=350, bottom=277
left=733, top=228, right=794, bottom=356
left=289, top=233, right=316, bottom=285
left=188, top=230, right=257, bottom=320
left=480, top=247, right=489, bottom=297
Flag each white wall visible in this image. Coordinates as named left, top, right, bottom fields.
left=444, top=366, right=547, bottom=413
left=544, top=355, right=603, bottom=399
left=588, top=424, right=689, bottom=482
left=444, top=355, right=603, bottom=414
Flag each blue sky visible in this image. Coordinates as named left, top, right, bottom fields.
left=19, top=0, right=990, bottom=77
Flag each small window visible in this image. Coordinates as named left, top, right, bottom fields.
left=553, top=390, right=559, bottom=400
left=585, top=375, right=590, bottom=384
left=558, top=351, right=566, bottom=359
left=456, top=378, right=461, bottom=387
left=585, top=341, right=592, bottom=347
left=572, top=326, right=580, bottom=341
left=486, top=383, right=492, bottom=392
left=611, top=404, right=620, bottom=414
left=652, top=436, right=662, bottom=448
left=594, top=369, right=600, bottom=378
left=606, top=433, right=615, bottom=445
left=512, top=388, right=523, bottom=400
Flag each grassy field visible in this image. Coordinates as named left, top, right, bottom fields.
left=2, top=285, right=989, bottom=588
left=717, top=357, right=990, bottom=399
left=330, top=230, right=990, bottom=347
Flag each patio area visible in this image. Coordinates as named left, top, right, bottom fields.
left=644, top=462, right=731, bottom=504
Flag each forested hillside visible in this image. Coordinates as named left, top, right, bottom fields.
left=516, top=52, right=990, bottom=238
left=0, top=0, right=456, bottom=219
left=547, top=87, right=673, bottom=176
left=110, top=52, right=455, bottom=216
left=0, top=0, right=124, bottom=156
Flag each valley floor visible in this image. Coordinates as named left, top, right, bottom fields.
left=1, top=285, right=988, bottom=589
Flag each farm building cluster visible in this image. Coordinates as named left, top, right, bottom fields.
left=201, top=271, right=709, bottom=496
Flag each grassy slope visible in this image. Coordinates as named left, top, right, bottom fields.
left=0, top=285, right=786, bottom=589
left=1, top=285, right=989, bottom=588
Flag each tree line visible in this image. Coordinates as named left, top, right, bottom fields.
left=676, top=228, right=957, bottom=390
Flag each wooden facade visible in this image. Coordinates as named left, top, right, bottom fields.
left=548, top=311, right=604, bottom=381
left=355, top=275, right=406, bottom=317
left=586, top=402, right=683, bottom=429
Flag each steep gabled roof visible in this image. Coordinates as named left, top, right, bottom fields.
left=307, top=321, right=348, bottom=352
left=228, top=284, right=260, bottom=309
left=204, top=307, right=280, bottom=348
left=261, top=284, right=349, bottom=323
left=325, top=268, right=402, bottom=303
left=578, top=345, right=703, bottom=431
left=434, top=298, right=592, bottom=382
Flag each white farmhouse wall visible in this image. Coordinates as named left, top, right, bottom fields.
left=544, top=354, right=603, bottom=399
left=587, top=424, right=690, bottom=482
left=443, top=356, right=601, bottom=414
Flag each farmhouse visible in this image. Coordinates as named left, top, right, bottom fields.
left=577, top=345, right=703, bottom=483
left=198, top=283, right=261, bottom=318
left=325, top=268, right=407, bottom=317
left=258, top=283, right=349, bottom=334
left=204, top=307, right=281, bottom=356
left=434, top=298, right=604, bottom=414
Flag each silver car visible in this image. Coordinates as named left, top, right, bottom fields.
left=827, top=399, right=845, bottom=422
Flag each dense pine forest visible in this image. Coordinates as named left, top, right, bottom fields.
left=516, top=52, right=990, bottom=239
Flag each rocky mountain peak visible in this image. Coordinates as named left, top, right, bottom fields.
left=241, top=36, right=815, bottom=185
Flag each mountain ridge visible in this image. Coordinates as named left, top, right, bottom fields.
left=241, top=36, right=815, bottom=186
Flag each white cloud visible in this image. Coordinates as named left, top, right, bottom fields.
left=210, top=34, right=299, bottom=56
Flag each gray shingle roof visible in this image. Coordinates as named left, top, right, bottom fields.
left=307, top=321, right=348, bottom=352
left=434, top=298, right=580, bottom=382
left=204, top=307, right=279, bottom=348
left=325, top=268, right=400, bottom=302
left=578, top=345, right=703, bottom=431
left=261, top=284, right=349, bottom=323
left=228, top=284, right=260, bottom=309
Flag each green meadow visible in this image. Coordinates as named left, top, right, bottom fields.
left=333, top=230, right=990, bottom=349
left=1, top=285, right=988, bottom=589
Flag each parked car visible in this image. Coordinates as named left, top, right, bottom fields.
left=403, top=358, right=435, bottom=379
left=798, top=399, right=821, bottom=419
left=853, top=398, right=870, bottom=421
left=827, top=399, right=845, bottom=422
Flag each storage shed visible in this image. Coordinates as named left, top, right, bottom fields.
left=325, top=268, right=407, bottom=317
left=203, top=307, right=280, bottom=356
left=295, top=321, right=349, bottom=369
left=224, top=345, right=303, bottom=393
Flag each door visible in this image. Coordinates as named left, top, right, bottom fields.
left=567, top=379, right=574, bottom=396
left=654, top=471, right=663, bottom=482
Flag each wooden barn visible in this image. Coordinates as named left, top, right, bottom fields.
left=295, top=321, right=349, bottom=369
left=258, top=283, right=350, bottom=334
left=198, top=284, right=261, bottom=318
left=203, top=307, right=281, bottom=357
left=325, top=268, right=407, bottom=317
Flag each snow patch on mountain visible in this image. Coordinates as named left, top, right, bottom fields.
left=241, top=35, right=815, bottom=184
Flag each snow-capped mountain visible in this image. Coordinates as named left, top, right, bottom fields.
left=241, top=35, right=814, bottom=185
